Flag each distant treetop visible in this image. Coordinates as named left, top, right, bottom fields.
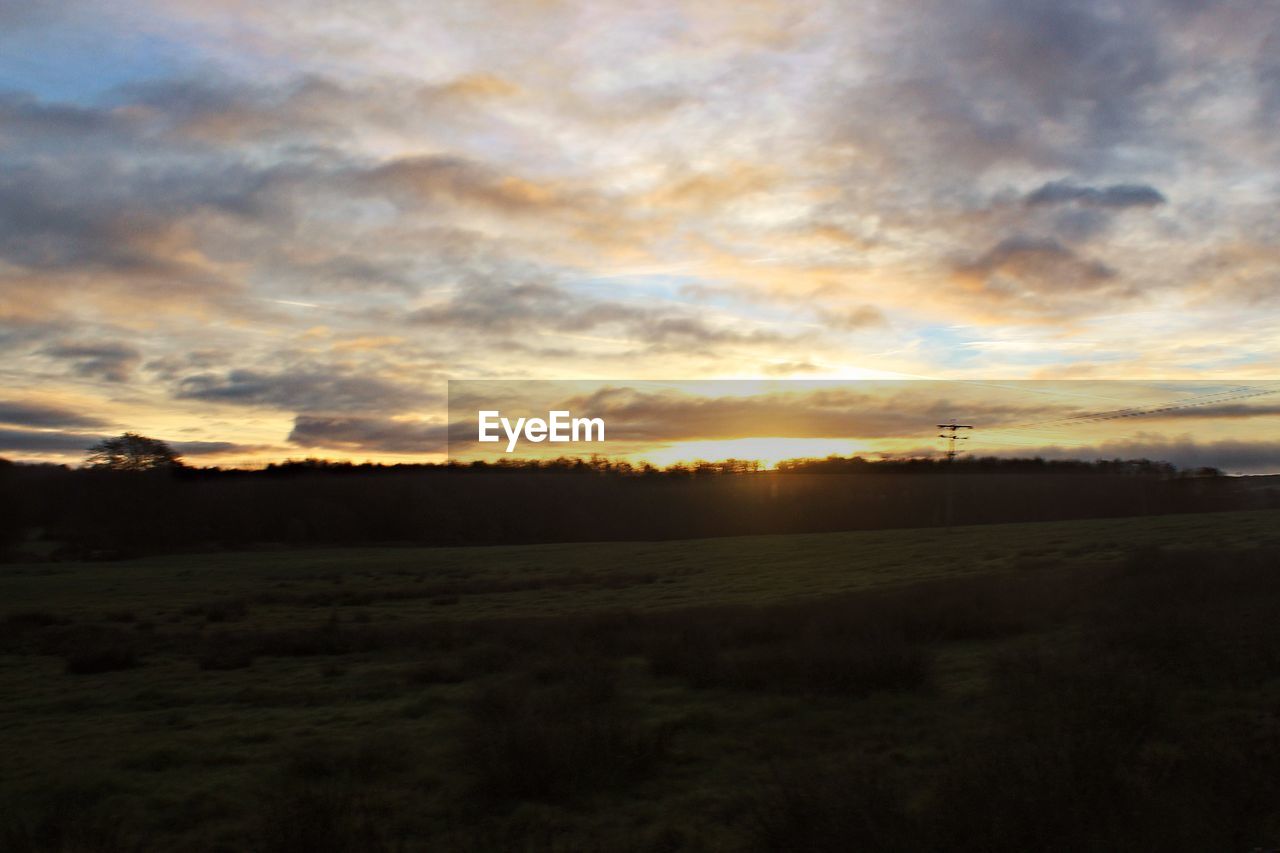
left=85, top=433, right=183, bottom=471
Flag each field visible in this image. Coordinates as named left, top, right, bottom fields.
left=3, top=509, right=1280, bottom=851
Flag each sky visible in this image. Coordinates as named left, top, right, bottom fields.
left=1, top=0, right=1279, bottom=469
left=447, top=380, right=1280, bottom=472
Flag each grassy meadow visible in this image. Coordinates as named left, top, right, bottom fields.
left=3, top=509, right=1280, bottom=851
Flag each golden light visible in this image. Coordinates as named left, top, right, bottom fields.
left=634, top=437, right=876, bottom=470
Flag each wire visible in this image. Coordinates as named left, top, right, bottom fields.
left=979, top=382, right=1280, bottom=435
left=943, top=381, right=1280, bottom=458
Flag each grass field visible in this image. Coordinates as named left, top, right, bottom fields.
left=3, top=509, right=1280, bottom=851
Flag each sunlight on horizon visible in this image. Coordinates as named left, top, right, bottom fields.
left=634, top=437, right=879, bottom=470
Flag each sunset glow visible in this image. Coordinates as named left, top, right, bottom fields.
left=1, top=2, right=1279, bottom=469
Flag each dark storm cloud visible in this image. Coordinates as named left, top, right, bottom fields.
left=175, top=366, right=432, bottom=413
left=1025, top=181, right=1167, bottom=209
left=288, top=415, right=447, bottom=453
left=0, top=401, right=107, bottom=429
left=42, top=341, right=142, bottom=382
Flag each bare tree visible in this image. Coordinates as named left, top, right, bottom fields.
left=85, top=433, right=183, bottom=471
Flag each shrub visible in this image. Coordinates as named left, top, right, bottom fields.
left=253, top=736, right=415, bottom=853
left=463, top=657, right=667, bottom=801
left=405, top=659, right=467, bottom=685
left=62, top=627, right=139, bottom=674
left=926, top=646, right=1172, bottom=852
left=184, top=597, right=249, bottom=623
left=748, top=760, right=915, bottom=853
left=5, top=611, right=70, bottom=627
left=196, top=633, right=255, bottom=670
left=641, top=600, right=931, bottom=696
left=0, top=611, right=72, bottom=654
left=0, top=780, right=139, bottom=853
left=255, top=786, right=401, bottom=853
left=723, top=628, right=930, bottom=696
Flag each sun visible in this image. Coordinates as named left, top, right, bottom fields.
left=634, top=437, right=876, bottom=470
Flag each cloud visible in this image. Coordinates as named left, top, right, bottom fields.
left=821, top=0, right=1172, bottom=187
left=0, top=91, right=127, bottom=143
left=1, top=0, right=1279, bottom=464
left=910, top=0, right=1167, bottom=150
left=954, top=236, right=1118, bottom=302
left=513, top=385, right=1066, bottom=444
left=357, top=155, right=568, bottom=215
left=42, top=341, right=142, bottom=382
left=175, top=366, right=432, bottom=413
left=455, top=381, right=1280, bottom=463
left=0, top=157, right=254, bottom=285
left=762, top=361, right=822, bottom=376
left=0, top=400, right=107, bottom=429
left=991, top=437, right=1280, bottom=475
left=1025, top=180, right=1167, bottom=208
left=1186, top=244, right=1280, bottom=305
left=120, top=72, right=522, bottom=146
left=408, top=269, right=792, bottom=353
left=0, top=427, right=101, bottom=454
left=0, top=429, right=263, bottom=459
left=821, top=305, right=888, bottom=332
left=288, top=415, right=447, bottom=453
left=1137, top=402, right=1280, bottom=420
left=171, top=440, right=268, bottom=456
left=0, top=313, right=69, bottom=352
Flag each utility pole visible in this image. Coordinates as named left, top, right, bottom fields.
left=937, top=420, right=973, bottom=528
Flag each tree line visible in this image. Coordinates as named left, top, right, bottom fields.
left=0, top=433, right=1271, bottom=559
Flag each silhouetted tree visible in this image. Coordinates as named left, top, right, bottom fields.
left=85, top=433, right=183, bottom=471
left=0, top=452, right=1259, bottom=555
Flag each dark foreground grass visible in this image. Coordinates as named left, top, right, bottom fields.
left=1, top=511, right=1279, bottom=850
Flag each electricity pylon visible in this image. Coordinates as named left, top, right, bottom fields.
left=936, top=420, right=973, bottom=529
left=936, top=420, right=973, bottom=462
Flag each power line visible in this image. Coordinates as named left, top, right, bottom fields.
left=979, top=382, right=1280, bottom=437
